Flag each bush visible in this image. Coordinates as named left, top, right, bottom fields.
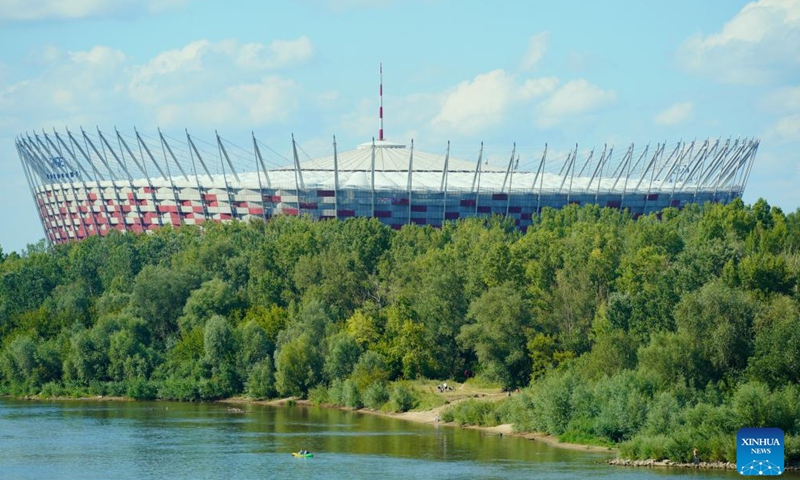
left=126, top=378, right=157, bottom=400
left=389, top=383, right=416, bottom=412
left=500, top=390, right=538, bottom=432
left=362, top=382, right=389, bottom=410
left=532, top=371, right=578, bottom=434
left=342, top=379, right=362, bottom=409
left=732, top=381, right=772, bottom=428
left=592, top=372, right=648, bottom=442
left=158, top=376, right=200, bottom=401
left=662, top=427, right=694, bottom=463
left=786, top=435, right=800, bottom=465
left=246, top=358, right=275, bottom=400
left=327, top=379, right=344, bottom=406
left=350, top=351, right=389, bottom=391
left=642, top=391, right=680, bottom=435
left=39, top=381, right=67, bottom=398
left=619, top=434, right=670, bottom=460
left=443, top=399, right=501, bottom=427
left=308, top=385, right=328, bottom=405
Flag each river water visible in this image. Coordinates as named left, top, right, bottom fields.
left=0, top=398, right=787, bottom=479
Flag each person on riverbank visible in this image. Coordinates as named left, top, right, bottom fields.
left=693, top=448, right=700, bottom=467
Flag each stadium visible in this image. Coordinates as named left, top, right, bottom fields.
left=15, top=126, right=758, bottom=245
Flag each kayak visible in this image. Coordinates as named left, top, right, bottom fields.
left=292, top=452, right=314, bottom=458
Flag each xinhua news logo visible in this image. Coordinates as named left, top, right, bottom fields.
left=737, top=428, right=784, bottom=476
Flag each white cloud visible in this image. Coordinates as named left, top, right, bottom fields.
left=0, top=45, right=130, bottom=122
left=677, top=0, right=800, bottom=85
left=0, top=0, right=186, bottom=21
left=226, top=77, right=299, bottom=124
left=520, top=32, right=549, bottom=71
left=431, top=70, right=517, bottom=136
left=339, top=98, right=380, bottom=139
left=764, top=113, right=800, bottom=142
left=337, top=90, right=444, bottom=143
left=518, top=77, right=559, bottom=101
left=654, top=102, right=694, bottom=126
left=535, top=79, right=616, bottom=128
left=0, top=37, right=310, bottom=134
left=130, top=37, right=312, bottom=106
left=235, top=36, right=314, bottom=70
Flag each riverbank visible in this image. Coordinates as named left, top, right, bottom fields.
left=607, top=458, right=798, bottom=472
left=607, top=458, right=736, bottom=471
left=15, top=391, right=787, bottom=471
left=219, top=389, right=617, bottom=455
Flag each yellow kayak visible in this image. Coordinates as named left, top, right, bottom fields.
left=292, top=452, right=314, bottom=458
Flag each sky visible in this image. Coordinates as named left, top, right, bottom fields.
left=0, top=0, right=799, bottom=253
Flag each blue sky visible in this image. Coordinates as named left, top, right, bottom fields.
left=1, top=0, right=798, bottom=253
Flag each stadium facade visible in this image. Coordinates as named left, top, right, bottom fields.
left=15, top=128, right=758, bottom=245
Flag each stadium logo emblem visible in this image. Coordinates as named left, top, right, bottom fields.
left=737, top=427, right=784, bottom=476
left=50, top=156, right=66, bottom=169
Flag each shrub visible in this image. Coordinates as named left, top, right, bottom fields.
left=592, top=372, right=648, bottom=442
left=342, top=379, right=362, bottom=409
left=389, top=383, right=416, bottom=412
left=158, top=376, right=200, bottom=401
left=308, top=385, right=328, bottom=405
left=327, top=379, right=344, bottom=406
left=620, top=434, right=669, bottom=460
left=126, top=378, right=157, bottom=400
left=786, top=435, right=800, bottom=465
left=39, top=381, right=67, bottom=398
left=362, top=382, right=389, bottom=410
left=440, top=408, right=455, bottom=423
left=246, top=358, right=275, bottom=400
left=350, top=351, right=389, bottom=391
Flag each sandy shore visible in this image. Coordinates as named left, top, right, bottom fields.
left=220, top=393, right=617, bottom=455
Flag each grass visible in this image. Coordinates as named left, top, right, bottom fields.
left=558, top=430, right=615, bottom=449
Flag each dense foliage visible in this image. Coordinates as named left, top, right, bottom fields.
left=1, top=199, right=799, bottom=463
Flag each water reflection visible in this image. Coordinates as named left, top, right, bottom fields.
left=0, top=398, right=787, bottom=480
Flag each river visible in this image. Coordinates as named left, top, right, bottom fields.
left=0, top=398, right=790, bottom=479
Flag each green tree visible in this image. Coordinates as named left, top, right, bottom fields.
left=748, top=295, right=800, bottom=386
left=130, top=265, right=198, bottom=344
left=179, top=278, right=242, bottom=332
left=459, top=282, right=532, bottom=388
left=324, top=331, right=362, bottom=382
left=675, top=280, right=756, bottom=380
left=350, top=351, right=390, bottom=391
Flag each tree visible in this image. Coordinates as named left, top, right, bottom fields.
left=350, top=351, right=389, bottom=391
left=615, top=246, right=678, bottom=341
left=748, top=295, right=800, bottom=386
left=179, top=278, right=242, bottom=333
left=273, top=300, right=330, bottom=397
left=130, top=265, right=198, bottom=344
left=236, top=321, right=272, bottom=373
left=274, top=332, right=320, bottom=397
left=379, top=301, right=433, bottom=379
left=414, top=249, right=470, bottom=378
left=458, top=282, right=532, bottom=388
left=324, top=331, right=362, bottom=382
left=674, top=280, right=756, bottom=382
left=204, top=315, right=234, bottom=367
left=0, top=334, right=37, bottom=386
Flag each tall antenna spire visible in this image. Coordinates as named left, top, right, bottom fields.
left=379, top=63, right=384, bottom=141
